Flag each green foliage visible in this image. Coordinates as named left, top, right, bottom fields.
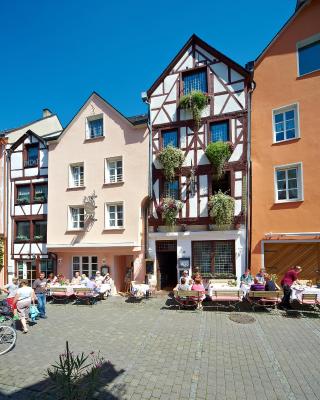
left=157, top=197, right=183, bottom=227
left=205, top=141, right=232, bottom=179
left=0, top=237, right=4, bottom=268
left=208, top=190, right=235, bottom=227
left=47, top=341, right=104, bottom=400
left=179, top=91, right=209, bottom=130
left=157, top=146, right=185, bottom=182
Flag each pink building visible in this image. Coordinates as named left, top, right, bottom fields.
left=46, top=92, right=148, bottom=292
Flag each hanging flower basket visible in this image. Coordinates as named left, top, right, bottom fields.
left=157, top=197, right=183, bottom=226
left=205, top=141, right=233, bottom=179
left=208, top=190, right=235, bottom=227
left=179, top=91, right=209, bottom=130
left=157, top=146, right=185, bottom=182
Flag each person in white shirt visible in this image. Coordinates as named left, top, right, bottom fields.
left=179, top=270, right=191, bottom=285
left=94, top=271, right=104, bottom=286
left=13, top=280, right=36, bottom=334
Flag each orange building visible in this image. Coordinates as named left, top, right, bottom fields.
left=250, top=0, right=320, bottom=281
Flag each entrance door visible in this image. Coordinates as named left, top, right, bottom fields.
left=156, top=241, right=177, bottom=289
left=17, top=260, right=37, bottom=286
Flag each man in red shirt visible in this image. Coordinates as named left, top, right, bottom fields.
left=280, top=266, right=302, bottom=309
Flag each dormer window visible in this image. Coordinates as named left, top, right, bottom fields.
left=183, top=70, right=207, bottom=95
left=86, top=115, right=104, bottom=139
left=24, top=144, right=39, bottom=168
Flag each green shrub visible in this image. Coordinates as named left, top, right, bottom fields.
left=179, top=91, right=209, bottom=130
left=208, top=190, right=235, bottom=227
left=205, top=141, right=232, bottom=179
left=157, top=146, right=185, bottom=181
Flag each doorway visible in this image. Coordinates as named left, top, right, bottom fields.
left=17, top=260, right=37, bottom=286
left=156, top=241, right=177, bottom=289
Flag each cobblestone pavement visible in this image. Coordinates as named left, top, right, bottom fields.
left=0, top=296, right=320, bottom=400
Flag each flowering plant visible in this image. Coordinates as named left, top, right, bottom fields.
left=208, top=190, right=235, bottom=227
left=157, top=145, right=185, bottom=182
left=47, top=341, right=104, bottom=400
left=179, top=91, right=210, bottom=129
left=157, top=197, right=183, bottom=226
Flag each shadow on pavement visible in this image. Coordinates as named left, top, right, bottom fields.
left=0, top=360, right=125, bottom=400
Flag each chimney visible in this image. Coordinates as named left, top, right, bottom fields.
left=42, top=108, right=52, bottom=118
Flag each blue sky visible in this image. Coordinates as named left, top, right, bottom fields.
left=0, top=0, right=296, bottom=130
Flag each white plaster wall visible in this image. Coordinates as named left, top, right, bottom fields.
left=11, top=152, right=22, bottom=170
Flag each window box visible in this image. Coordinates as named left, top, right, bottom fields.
left=16, top=198, right=29, bottom=205
left=272, top=104, right=299, bottom=143
left=274, top=163, right=303, bottom=203
left=15, top=235, right=30, bottom=242
left=33, top=195, right=47, bottom=203
left=33, top=235, right=45, bottom=242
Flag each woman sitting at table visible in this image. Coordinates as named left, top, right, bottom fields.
left=71, top=271, right=81, bottom=285
left=240, top=269, right=253, bottom=285
left=178, top=277, right=191, bottom=291
left=256, top=268, right=266, bottom=284
left=47, top=273, right=58, bottom=285
left=81, top=274, right=90, bottom=286
left=265, top=274, right=277, bottom=291
left=191, top=276, right=206, bottom=309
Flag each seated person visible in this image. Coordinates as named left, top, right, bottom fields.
left=265, top=274, right=277, bottom=291
left=86, top=276, right=98, bottom=291
left=178, top=277, right=191, bottom=291
left=250, top=278, right=265, bottom=291
left=256, top=268, right=266, bottom=284
left=81, top=274, right=90, bottom=285
left=240, top=269, right=253, bottom=285
left=179, top=270, right=191, bottom=284
left=94, top=270, right=104, bottom=286
left=47, top=273, right=58, bottom=285
left=191, top=277, right=206, bottom=308
left=71, top=271, right=81, bottom=285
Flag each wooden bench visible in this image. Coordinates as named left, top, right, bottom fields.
left=173, top=290, right=204, bottom=309
left=73, top=288, right=99, bottom=305
left=209, top=290, right=243, bottom=310
left=248, top=290, right=282, bottom=311
left=300, top=293, right=319, bottom=308
left=50, top=287, right=71, bottom=304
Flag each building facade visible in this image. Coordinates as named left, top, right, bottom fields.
left=0, top=111, right=62, bottom=285
left=46, top=92, right=148, bottom=292
left=250, top=0, right=320, bottom=280
left=146, top=35, right=251, bottom=288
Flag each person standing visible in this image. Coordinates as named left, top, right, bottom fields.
left=13, top=280, right=36, bottom=333
left=279, top=266, right=302, bottom=309
left=33, top=272, right=48, bottom=319
left=1, top=276, right=19, bottom=320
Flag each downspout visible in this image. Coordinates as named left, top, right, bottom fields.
left=142, top=93, right=152, bottom=259
left=245, top=74, right=256, bottom=270
left=5, top=146, right=10, bottom=283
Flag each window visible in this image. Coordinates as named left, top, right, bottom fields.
left=70, top=164, right=84, bottom=187
left=273, top=105, right=299, bottom=142
left=106, top=158, right=123, bottom=183
left=34, top=221, right=47, bottom=242
left=297, top=35, right=320, bottom=76
left=183, top=70, right=207, bottom=95
left=34, top=184, right=48, bottom=202
left=72, top=256, right=98, bottom=277
left=40, top=259, right=54, bottom=277
left=25, top=144, right=39, bottom=167
left=69, top=207, right=85, bottom=229
left=16, top=185, right=30, bottom=204
left=162, top=130, right=178, bottom=148
left=16, top=221, right=30, bottom=241
left=106, top=203, right=123, bottom=228
left=192, top=241, right=235, bottom=276
left=210, top=121, right=229, bottom=142
left=275, top=163, right=303, bottom=202
left=164, top=180, right=179, bottom=200
left=87, top=117, right=103, bottom=139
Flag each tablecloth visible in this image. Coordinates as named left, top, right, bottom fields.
left=291, top=286, right=320, bottom=302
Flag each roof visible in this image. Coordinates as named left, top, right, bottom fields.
left=255, top=0, right=311, bottom=65
left=147, top=34, right=251, bottom=97
left=9, top=129, right=47, bottom=153
left=54, top=91, right=147, bottom=144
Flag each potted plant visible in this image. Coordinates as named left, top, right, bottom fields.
left=205, top=141, right=233, bottom=179
left=16, top=198, right=29, bottom=205
left=208, top=190, right=235, bottom=228
left=34, top=235, right=44, bottom=241
left=157, top=145, right=185, bottom=181
left=157, top=197, right=183, bottom=227
left=179, top=90, right=209, bottom=130
left=15, top=235, right=29, bottom=242
left=34, top=194, right=47, bottom=202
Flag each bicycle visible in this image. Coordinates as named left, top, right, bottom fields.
left=0, top=300, right=17, bottom=355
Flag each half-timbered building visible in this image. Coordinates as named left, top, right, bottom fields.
left=146, top=35, right=251, bottom=288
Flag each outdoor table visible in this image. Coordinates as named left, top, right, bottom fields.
left=291, top=286, right=320, bottom=302
left=131, top=283, right=150, bottom=298
left=208, top=284, right=243, bottom=299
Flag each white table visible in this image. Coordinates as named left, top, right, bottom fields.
left=131, top=283, right=150, bottom=297
left=208, top=284, right=243, bottom=298
left=291, top=286, right=320, bottom=302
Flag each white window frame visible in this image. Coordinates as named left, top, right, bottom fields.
left=105, top=202, right=124, bottom=229
left=272, top=103, right=300, bottom=143
left=69, top=163, right=84, bottom=188
left=274, top=162, right=304, bottom=203
left=296, top=33, right=320, bottom=77
left=85, top=114, right=104, bottom=139
left=68, top=206, right=85, bottom=230
left=72, top=256, right=98, bottom=277
left=105, top=157, right=123, bottom=184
